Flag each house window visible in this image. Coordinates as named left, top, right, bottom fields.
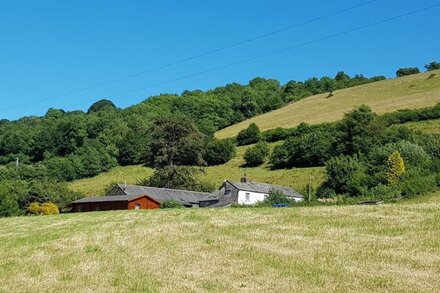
left=245, top=193, right=250, bottom=202
left=135, top=203, right=141, bottom=210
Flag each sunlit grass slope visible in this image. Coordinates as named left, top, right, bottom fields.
left=69, top=143, right=325, bottom=196
left=216, top=70, right=440, bottom=138
left=1, top=201, right=439, bottom=292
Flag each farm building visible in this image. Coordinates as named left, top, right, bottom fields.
left=71, top=185, right=218, bottom=212
left=211, top=176, right=304, bottom=207
left=71, top=178, right=303, bottom=212
left=71, top=194, right=160, bottom=212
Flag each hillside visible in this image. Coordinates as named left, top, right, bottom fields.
left=69, top=143, right=325, bottom=196
left=216, top=70, right=440, bottom=138
left=1, top=196, right=439, bottom=292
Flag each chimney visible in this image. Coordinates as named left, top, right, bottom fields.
left=240, top=174, right=249, bottom=183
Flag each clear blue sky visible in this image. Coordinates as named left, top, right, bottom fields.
left=1, top=0, right=439, bottom=120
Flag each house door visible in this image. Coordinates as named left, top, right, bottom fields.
left=135, top=203, right=141, bottom=210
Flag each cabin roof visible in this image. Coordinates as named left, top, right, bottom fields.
left=72, top=194, right=146, bottom=204
left=228, top=180, right=303, bottom=198
left=116, top=184, right=218, bottom=204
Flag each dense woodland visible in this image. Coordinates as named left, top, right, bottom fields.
left=0, top=63, right=439, bottom=216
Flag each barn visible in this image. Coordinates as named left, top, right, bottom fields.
left=71, top=194, right=160, bottom=212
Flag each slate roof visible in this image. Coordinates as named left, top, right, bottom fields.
left=116, top=184, right=218, bottom=204
left=228, top=180, right=303, bottom=198
left=72, top=194, right=145, bottom=204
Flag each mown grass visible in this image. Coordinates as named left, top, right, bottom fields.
left=403, top=118, right=440, bottom=135
left=69, top=143, right=326, bottom=196
left=216, top=70, right=440, bottom=138
left=1, top=201, right=439, bottom=292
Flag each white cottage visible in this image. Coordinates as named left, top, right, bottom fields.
left=212, top=176, right=304, bottom=206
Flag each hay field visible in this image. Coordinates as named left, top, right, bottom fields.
left=216, top=70, right=440, bottom=138
left=1, top=194, right=439, bottom=292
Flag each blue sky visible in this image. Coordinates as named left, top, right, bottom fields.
left=0, top=0, right=439, bottom=120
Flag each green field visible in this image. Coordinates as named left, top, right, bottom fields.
left=404, top=118, right=440, bottom=135
left=1, top=191, right=439, bottom=292
left=216, top=70, right=440, bottom=138
left=69, top=143, right=325, bottom=196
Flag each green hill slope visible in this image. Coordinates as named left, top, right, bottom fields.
left=69, top=143, right=325, bottom=196
left=216, top=70, right=440, bottom=138
left=1, top=199, right=439, bottom=292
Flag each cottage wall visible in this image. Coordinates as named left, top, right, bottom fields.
left=237, top=190, right=267, bottom=205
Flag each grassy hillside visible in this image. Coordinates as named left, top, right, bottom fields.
left=69, top=143, right=325, bottom=196
left=216, top=70, right=440, bottom=138
left=1, top=199, right=439, bottom=292
left=404, top=118, right=440, bottom=135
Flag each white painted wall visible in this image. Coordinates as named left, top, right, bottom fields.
left=237, top=190, right=304, bottom=205
left=237, top=190, right=267, bottom=205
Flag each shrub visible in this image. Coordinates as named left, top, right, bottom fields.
left=261, top=189, right=293, bottom=206
left=40, top=202, right=59, bottom=215
left=0, top=192, right=19, bottom=217
left=203, top=138, right=235, bottom=166
left=399, top=171, right=437, bottom=198
left=27, top=202, right=59, bottom=215
left=262, top=127, right=291, bottom=142
left=243, top=142, right=270, bottom=166
left=322, top=155, right=364, bottom=195
left=387, top=151, right=405, bottom=185
left=236, top=123, right=261, bottom=146
left=160, top=200, right=183, bottom=209
left=142, top=166, right=202, bottom=191
left=396, top=67, right=420, bottom=77
left=368, top=184, right=401, bottom=201
left=27, top=202, right=41, bottom=215
left=425, top=61, right=440, bottom=71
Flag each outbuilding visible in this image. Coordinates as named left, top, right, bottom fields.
left=71, top=194, right=160, bottom=212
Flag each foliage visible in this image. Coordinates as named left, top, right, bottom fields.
left=160, top=200, right=183, bottom=209
left=424, top=61, right=440, bottom=71
left=142, top=166, right=202, bottom=191
left=270, top=129, right=335, bottom=168
left=203, top=138, right=235, bottom=166
left=396, top=67, right=420, bottom=77
left=261, top=189, right=294, bottom=206
left=236, top=123, right=261, bottom=146
left=87, top=99, right=117, bottom=113
left=387, top=151, right=405, bottom=185
left=320, top=155, right=365, bottom=196
left=27, top=202, right=60, bottom=215
left=243, top=142, right=270, bottom=167
left=337, top=105, right=384, bottom=155
left=149, top=115, right=205, bottom=167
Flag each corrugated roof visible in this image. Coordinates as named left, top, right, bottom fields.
left=228, top=180, right=303, bottom=198
left=72, top=194, right=143, bottom=204
left=117, top=184, right=218, bottom=204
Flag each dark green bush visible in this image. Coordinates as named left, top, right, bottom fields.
left=160, top=200, right=183, bottom=209
left=236, top=123, right=261, bottom=146
left=243, top=142, right=270, bottom=167
left=396, top=67, right=420, bottom=77
left=203, top=138, right=235, bottom=166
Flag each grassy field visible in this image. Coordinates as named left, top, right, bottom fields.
left=68, top=165, right=155, bottom=195
left=69, top=143, right=325, bottom=196
left=1, top=194, right=439, bottom=292
left=403, top=118, right=440, bottom=135
left=216, top=70, right=440, bottom=138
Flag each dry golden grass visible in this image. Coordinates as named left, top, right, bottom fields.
left=216, top=70, right=440, bottom=138
left=1, top=200, right=439, bottom=292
